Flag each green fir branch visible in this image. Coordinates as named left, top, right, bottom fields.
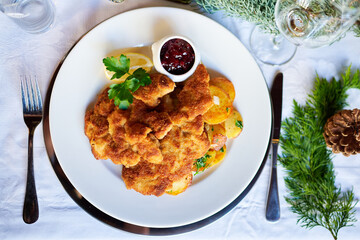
left=195, top=0, right=279, bottom=35
left=309, top=66, right=360, bottom=126
left=279, top=66, right=359, bottom=239
left=195, top=0, right=360, bottom=37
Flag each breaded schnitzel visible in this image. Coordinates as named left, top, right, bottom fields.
left=85, top=65, right=214, bottom=196
left=133, top=73, right=175, bottom=107
left=122, top=124, right=210, bottom=196
left=170, top=64, right=214, bottom=125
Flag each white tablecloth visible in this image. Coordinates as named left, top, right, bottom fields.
left=1, top=0, right=360, bottom=239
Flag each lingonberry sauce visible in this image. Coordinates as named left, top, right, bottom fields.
left=160, top=38, right=195, bottom=75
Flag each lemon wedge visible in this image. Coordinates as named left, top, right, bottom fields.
left=104, top=52, right=153, bottom=83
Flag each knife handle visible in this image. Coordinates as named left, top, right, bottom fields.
left=265, top=141, right=280, bottom=222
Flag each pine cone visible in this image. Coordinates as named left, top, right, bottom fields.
left=323, top=109, right=360, bottom=156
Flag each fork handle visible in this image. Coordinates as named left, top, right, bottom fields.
left=265, top=141, right=280, bottom=222
left=23, top=128, right=39, bottom=224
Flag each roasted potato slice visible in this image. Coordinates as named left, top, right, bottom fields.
left=192, top=145, right=227, bottom=174
left=203, top=85, right=233, bottom=124
left=166, top=174, right=192, bottom=195
left=205, top=123, right=227, bottom=151
left=210, top=77, right=236, bottom=102
left=212, top=144, right=226, bottom=166
left=224, top=109, right=243, bottom=139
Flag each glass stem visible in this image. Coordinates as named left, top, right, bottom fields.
left=272, top=35, right=282, bottom=50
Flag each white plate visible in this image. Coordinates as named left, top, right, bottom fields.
left=49, top=7, right=271, bottom=228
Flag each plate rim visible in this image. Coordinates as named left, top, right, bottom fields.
left=43, top=6, right=272, bottom=235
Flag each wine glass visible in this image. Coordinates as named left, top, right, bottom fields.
left=275, top=0, right=360, bottom=48
left=250, top=0, right=360, bottom=65
left=250, top=25, right=297, bottom=65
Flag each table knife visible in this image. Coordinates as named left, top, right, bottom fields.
left=266, top=72, right=283, bottom=222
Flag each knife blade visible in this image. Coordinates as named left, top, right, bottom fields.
left=265, top=72, right=283, bottom=222
left=271, top=73, right=283, bottom=141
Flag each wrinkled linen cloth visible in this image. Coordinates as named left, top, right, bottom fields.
left=1, top=0, right=360, bottom=239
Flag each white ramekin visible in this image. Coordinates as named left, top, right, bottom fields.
left=151, top=35, right=201, bottom=82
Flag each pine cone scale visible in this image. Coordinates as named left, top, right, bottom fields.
left=323, top=108, right=360, bottom=156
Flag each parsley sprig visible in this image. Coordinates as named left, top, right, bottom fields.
left=279, top=66, right=359, bottom=239
left=103, top=55, right=151, bottom=109
left=235, top=120, right=243, bottom=129
left=194, top=153, right=211, bottom=175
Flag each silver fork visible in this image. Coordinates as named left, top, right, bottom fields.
left=21, top=75, right=43, bottom=224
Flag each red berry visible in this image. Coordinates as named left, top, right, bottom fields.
left=160, top=38, right=195, bottom=75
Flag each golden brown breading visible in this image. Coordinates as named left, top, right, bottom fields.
left=107, top=109, right=129, bottom=143
left=129, top=99, right=149, bottom=121
left=142, top=111, right=173, bottom=139
left=85, top=109, right=109, bottom=139
left=90, top=134, right=112, bottom=160
left=131, top=134, right=163, bottom=164
left=106, top=142, right=140, bottom=167
left=124, top=122, right=152, bottom=145
left=130, top=99, right=173, bottom=140
left=84, top=109, right=111, bottom=160
left=181, top=115, right=204, bottom=135
left=93, top=88, right=115, bottom=116
left=133, top=73, right=175, bottom=107
left=170, top=64, right=214, bottom=125
left=107, top=108, right=129, bottom=126
left=122, top=125, right=210, bottom=196
left=85, top=69, right=213, bottom=196
left=85, top=89, right=144, bottom=167
left=122, top=161, right=171, bottom=196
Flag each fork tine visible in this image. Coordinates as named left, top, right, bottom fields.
left=21, top=76, right=25, bottom=108
left=25, top=76, right=33, bottom=112
left=30, top=76, right=38, bottom=112
left=29, top=76, right=37, bottom=112
left=21, top=75, right=29, bottom=112
left=34, top=76, right=43, bottom=111
left=21, top=76, right=42, bottom=113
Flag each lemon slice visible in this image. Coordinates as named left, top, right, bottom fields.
left=104, top=52, right=153, bottom=83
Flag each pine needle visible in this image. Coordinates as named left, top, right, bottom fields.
left=195, top=0, right=360, bottom=37
left=195, top=0, right=280, bottom=35
left=279, top=66, right=359, bottom=240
